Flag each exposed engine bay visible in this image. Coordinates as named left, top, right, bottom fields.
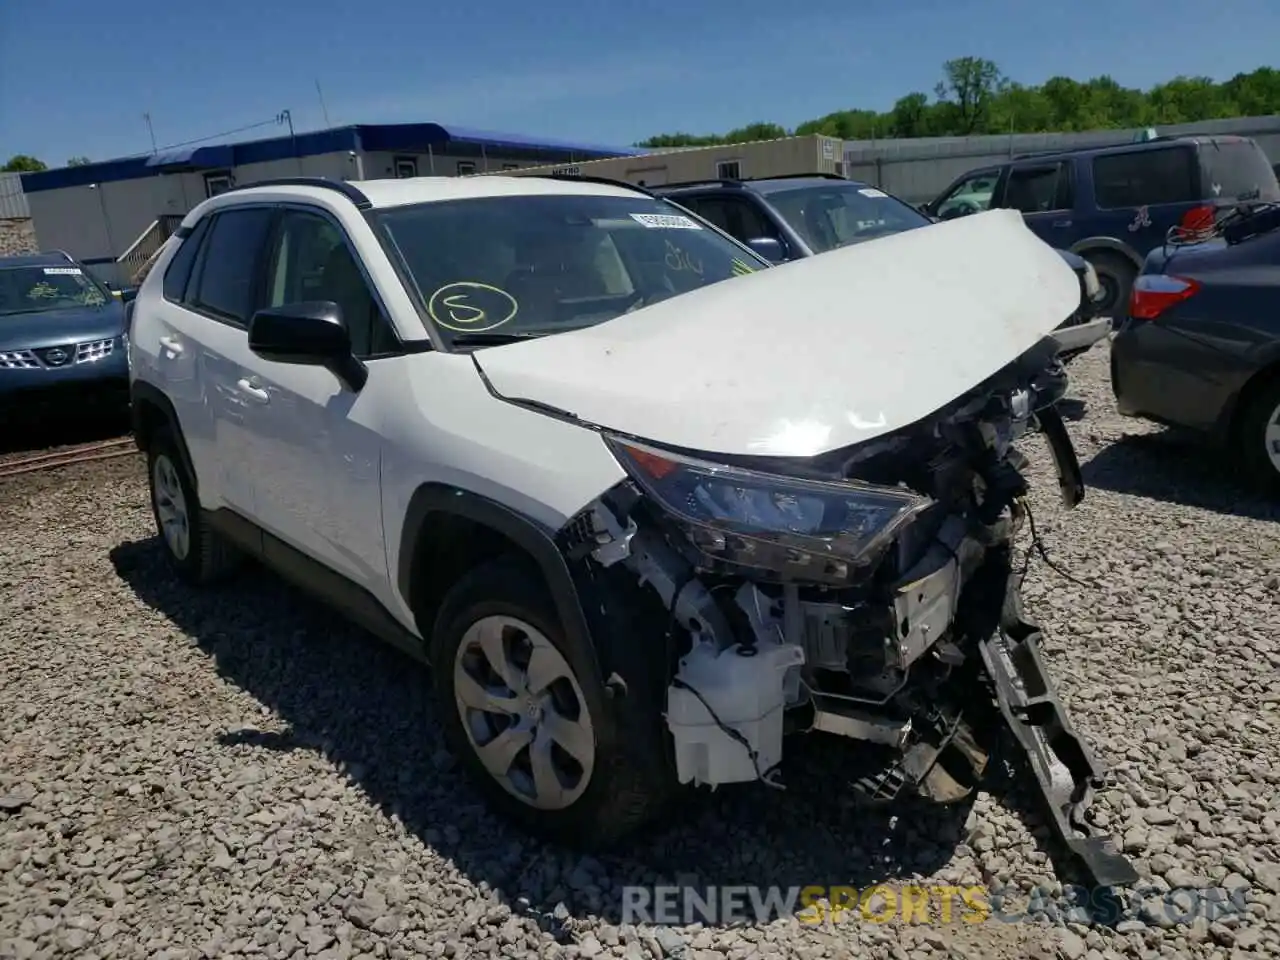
left=569, top=335, right=1138, bottom=889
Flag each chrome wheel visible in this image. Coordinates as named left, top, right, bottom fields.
left=152, top=453, right=190, bottom=561
left=453, top=615, right=595, bottom=810
left=1265, top=400, right=1280, bottom=475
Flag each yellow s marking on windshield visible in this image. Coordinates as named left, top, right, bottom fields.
left=427, top=281, right=519, bottom=333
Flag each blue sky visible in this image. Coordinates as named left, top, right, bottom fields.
left=2, top=0, right=1277, bottom=167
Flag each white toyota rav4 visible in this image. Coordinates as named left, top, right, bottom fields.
left=128, top=174, right=1136, bottom=888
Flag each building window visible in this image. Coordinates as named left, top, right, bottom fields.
left=716, top=160, right=742, bottom=180
left=204, top=171, right=234, bottom=198
left=456, top=161, right=476, bottom=176
left=393, top=157, right=418, bottom=179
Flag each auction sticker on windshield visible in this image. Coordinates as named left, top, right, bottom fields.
left=630, top=213, right=702, bottom=230
left=858, top=188, right=889, bottom=199
left=42, top=267, right=83, bottom=275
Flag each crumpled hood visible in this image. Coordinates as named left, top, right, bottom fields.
left=0, top=302, right=126, bottom=352
left=474, top=208, right=1080, bottom=458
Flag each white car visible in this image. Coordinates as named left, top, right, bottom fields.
left=127, top=175, right=1136, bottom=888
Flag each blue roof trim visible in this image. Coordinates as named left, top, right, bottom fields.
left=145, top=144, right=236, bottom=169
left=20, top=122, right=640, bottom=193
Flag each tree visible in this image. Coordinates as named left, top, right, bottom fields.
left=639, top=62, right=1280, bottom=147
left=67, top=156, right=91, bottom=166
left=934, top=56, right=1005, bottom=134
left=2, top=155, right=46, bottom=173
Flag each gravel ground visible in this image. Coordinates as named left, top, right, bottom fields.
left=2, top=342, right=1278, bottom=960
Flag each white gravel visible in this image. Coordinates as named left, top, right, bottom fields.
left=2, top=343, right=1278, bottom=960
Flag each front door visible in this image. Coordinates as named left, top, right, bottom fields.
left=236, top=206, right=396, bottom=594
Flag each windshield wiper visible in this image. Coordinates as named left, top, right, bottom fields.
left=448, top=331, right=547, bottom=347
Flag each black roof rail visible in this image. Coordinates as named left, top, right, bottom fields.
left=1010, top=134, right=1201, bottom=162
left=750, top=171, right=848, bottom=181
left=224, top=177, right=372, bottom=209
left=527, top=173, right=658, bottom=197
left=653, top=178, right=742, bottom=190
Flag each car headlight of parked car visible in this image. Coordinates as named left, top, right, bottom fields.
left=606, top=436, right=928, bottom=582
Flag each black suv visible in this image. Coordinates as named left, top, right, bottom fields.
left=922, top=135, right=1280, bottom=315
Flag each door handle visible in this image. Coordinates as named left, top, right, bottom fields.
left=1052, top=219, right=1073, bottom=228
left=236, top=378, right=270, bottom=403
left=158, top=335, right=184, bottom=355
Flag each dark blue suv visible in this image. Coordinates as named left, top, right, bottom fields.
left=0, top=251, right=134, bottom=423
left=923, top=135, right=1280, bottom=316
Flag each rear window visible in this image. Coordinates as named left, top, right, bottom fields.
left=1197, top=140, right=1280, bottom=203
left=1092, top=146, right=1198, bottom=209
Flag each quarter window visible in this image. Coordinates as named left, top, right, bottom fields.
left=189, top=208, right=274, bottom=324
left=161, top=216, right=211, bottom=303
left=263, top=210, right=396, bottom=357
left=1092, top=147, right=1197, bottom=208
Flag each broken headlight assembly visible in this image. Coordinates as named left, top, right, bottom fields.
left=606, top=437, right=929, bottom=583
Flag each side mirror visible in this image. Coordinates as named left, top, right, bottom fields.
left=248, top=301, right=367, bottom=391
left=119, top=287, right=138, bottom=303
left=746, top=236, right=785, bottom=263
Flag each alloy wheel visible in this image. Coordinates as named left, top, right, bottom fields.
left=453, top=615, right=596, bottom=810
left=152, top=454, right=191, bottom=561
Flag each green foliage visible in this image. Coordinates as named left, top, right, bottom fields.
left=638, top=61, right=1280, bottom=147
left=66, top=156, right=91, bottom=166
left=2, top=155, right=47, bottom=173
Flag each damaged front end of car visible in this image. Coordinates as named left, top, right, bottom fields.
left=561, top=336, right=1138, bottom=890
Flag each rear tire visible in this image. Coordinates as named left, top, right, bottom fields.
left=430, top=556, right=673, bottom=848
left=146, top=426, right=240, bottom=584
left=1236, top=376, right=1280, bottom=495
left=1083, top=251, right=1137, bottom=320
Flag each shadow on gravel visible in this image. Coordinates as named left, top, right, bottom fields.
left=0, top=407, right=130, bottom=455
left=110, top=536, right=1073, bottom=930
left=1081, top=430, right=1280, bottom=522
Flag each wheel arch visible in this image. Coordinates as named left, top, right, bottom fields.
left=397, top=483, right=603, bottom=681
left=129, top=380, right=199, bottom=493
left=1222, top=355, right=1280, bottom=444
left=1069, top=237, right=1144, bottom=271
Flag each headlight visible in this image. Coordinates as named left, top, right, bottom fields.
left=606, top=437, right=928, bottom=582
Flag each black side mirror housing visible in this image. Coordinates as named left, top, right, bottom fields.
left=248, top=301, right=367, bottom=391
left=746, top=236, right=786, bottom=263
left=119, top=286, right=138, bottom=303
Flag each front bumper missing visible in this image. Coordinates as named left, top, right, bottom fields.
left=979, top=613, right=1139, bottom=889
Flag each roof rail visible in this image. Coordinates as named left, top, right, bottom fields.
left=528, top=173, right=657, bottom=197
left=653, top=178, right=742, bottom=190
left=751, top=172, right=848, bottom=181
left=1010, top=135, right=1197, bottom=161
left=224, top=177, right=372, bottom=209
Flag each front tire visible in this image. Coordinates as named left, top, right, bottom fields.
left=430, top=556, right=671, bottom=847
left=146, top=426, right=240, bottom=584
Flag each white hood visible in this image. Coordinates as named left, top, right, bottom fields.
left=473, top=209, right=1079, bottom=458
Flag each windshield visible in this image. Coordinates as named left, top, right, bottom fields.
left=765, top=183, right=933, bottom=253
left=0, top=264, right=109, bottom=317
left=373, top=194, right=765, bottom=345
left=1199, top=140, right=1280, bottom=204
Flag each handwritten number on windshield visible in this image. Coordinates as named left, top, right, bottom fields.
left=664, top=240, right=703, bottom=276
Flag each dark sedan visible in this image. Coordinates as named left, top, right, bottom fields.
left=0, top=252, right=133, bottom=424
left=1110, top=203, right=1280, bottom=491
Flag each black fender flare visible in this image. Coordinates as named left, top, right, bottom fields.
left=396, top=483, right=603, bottom=682
left=129, top=380, right=200, bottom=494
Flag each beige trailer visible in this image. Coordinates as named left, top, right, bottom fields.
left=493, top=134, right=846, bottom=185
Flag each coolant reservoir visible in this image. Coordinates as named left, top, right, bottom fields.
left=665, top=638, right=805, bottom=787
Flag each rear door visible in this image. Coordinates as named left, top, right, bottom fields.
left=1087, top=145, right=1201, bottom=257
left=141, top=206, right=275, bottom=515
